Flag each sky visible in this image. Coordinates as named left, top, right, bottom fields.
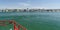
left=0, top=0, right=60, bottom=9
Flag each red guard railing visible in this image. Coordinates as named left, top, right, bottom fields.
left=0, top=20, right=27, bottom=30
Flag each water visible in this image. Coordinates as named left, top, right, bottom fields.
left=0, top=12, right=60, bottom=30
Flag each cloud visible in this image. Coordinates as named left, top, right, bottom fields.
left=30, top=6, right=48, bottom=9
left=18, top=3, right=30, bottom=7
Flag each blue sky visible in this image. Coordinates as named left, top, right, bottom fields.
left=0, top=0, right=60, bottom=9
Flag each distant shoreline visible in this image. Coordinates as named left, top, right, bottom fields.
left=0, top=9, right=60, bottom=12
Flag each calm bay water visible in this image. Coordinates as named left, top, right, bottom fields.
left=0, top=12, right=60, bottom=30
